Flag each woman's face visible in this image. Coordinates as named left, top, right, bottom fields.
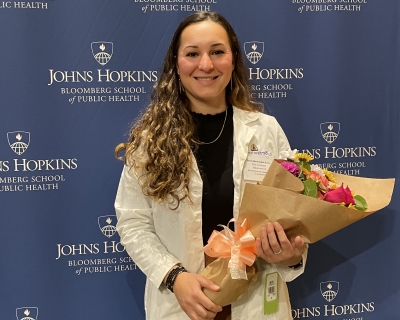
left=176, top=20, right=234, bottom=112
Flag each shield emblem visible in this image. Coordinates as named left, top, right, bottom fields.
left=16, top=307, right=38, bottom=320
left=7, top=131, right=30, bottom=155
left=320, top=122, right=340, bottom=144
left=91, top=41, right=113, bottom=66
left=244, top=41, right=264, bottom=64
left=98, top=215, right=117, bottom=238
left=320, top=281, right=339, bottom=302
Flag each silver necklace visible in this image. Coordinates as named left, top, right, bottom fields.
left=197, top=109, right=228, bottom=145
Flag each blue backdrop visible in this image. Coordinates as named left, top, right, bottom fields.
left=1, top=1, right=399, bottom=319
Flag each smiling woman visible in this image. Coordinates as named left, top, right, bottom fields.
left=114, top=11, right=308, bottom=320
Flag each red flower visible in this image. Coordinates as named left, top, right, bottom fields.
left=324, top=184, right=355, bottom=206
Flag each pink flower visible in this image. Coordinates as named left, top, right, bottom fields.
left=306, top=171, right=330, bottom=190
left=324, top=184, right=355, bottom=205
left=280, top=161, right=300, bottom=176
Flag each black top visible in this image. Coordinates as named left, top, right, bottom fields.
left=191, top=105, right=234, bottom=246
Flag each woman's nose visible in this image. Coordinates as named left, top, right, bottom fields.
left=198, top=53, right=214, bottom=72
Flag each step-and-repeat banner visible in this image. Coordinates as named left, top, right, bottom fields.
left=1, top=1, right=399, bottom=319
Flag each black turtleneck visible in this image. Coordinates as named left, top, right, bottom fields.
left=191, top=105, right=234, bottom=246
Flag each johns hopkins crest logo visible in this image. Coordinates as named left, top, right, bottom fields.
left=91, top=41, right=113, bottom=66
left=244, top=41, right=264, bottom=64
left=16, top=307, right=38, bottom=320
left=320, top=281, right=339, bottom=302
left=7, top=131, right=30, bottom=155
left=320, top=122, right=340, bottom=144
left=98, top=215, right=117, bottom=238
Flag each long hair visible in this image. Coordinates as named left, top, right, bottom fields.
left=115, top=12, right=262, bottom=208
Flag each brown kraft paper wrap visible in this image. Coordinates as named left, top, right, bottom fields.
left=201, top=257, right=257, bottom=307
left=240, top=160, right=396, bottom=243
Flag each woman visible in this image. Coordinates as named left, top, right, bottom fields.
left=115, top=11, right=307, bottom=320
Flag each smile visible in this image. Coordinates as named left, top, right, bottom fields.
left=194, top=76, right=219, bottom=81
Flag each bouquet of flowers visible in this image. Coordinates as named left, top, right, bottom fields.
left=279, top=150, right=368, bottom=211
left=201, top=149, right=395, bottom=306
left=240, top=150, right=394, bottom=244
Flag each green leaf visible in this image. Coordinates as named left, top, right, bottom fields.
left=303, top=178, right=318, bottom=198
left=354, top=195, right=368, bottom=211
left=302, top=162, right=311, bottom=172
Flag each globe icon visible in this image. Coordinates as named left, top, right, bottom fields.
left=94, top=51, right=112, bottom=66
left=322, top=131, right=338, bottom=144
left=246, top=51, right=262, bottom=64
left=322, top=289, right=337, bottom=302
left=10, top=141, right=28, bottom=155
left=101, top=225, right=117, bottom=238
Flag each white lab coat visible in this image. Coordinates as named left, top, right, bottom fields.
left=115, top=106, right=307, bottom=320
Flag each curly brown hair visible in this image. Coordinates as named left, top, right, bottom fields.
left=115, top=12, right=262, bottom=208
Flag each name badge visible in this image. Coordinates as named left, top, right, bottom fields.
left=243, top=152, right=273, bottom=182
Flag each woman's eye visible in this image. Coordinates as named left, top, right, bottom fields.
left=186, top=52, right=198, bottom=57
left=212, top=50, right=224, bottom=55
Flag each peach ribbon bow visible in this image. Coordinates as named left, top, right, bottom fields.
left=204, top=218, right=256, bottom=280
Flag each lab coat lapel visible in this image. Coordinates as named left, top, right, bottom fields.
left=232, top=107, right=262, bottom=221
left=233, top=107, right=262, bottom=174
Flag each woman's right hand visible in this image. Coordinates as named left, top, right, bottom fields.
left=173, top=272, right=223, bottom=320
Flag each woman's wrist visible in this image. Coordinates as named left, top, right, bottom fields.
left=288, top=258, right=303, bottom=270
left=165, top=266, right=187, bottom=292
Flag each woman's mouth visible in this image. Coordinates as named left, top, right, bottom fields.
left=194, top=76, right=219, bottom=81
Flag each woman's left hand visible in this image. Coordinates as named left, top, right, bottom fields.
left=255, top=221, right=305, bottom=267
